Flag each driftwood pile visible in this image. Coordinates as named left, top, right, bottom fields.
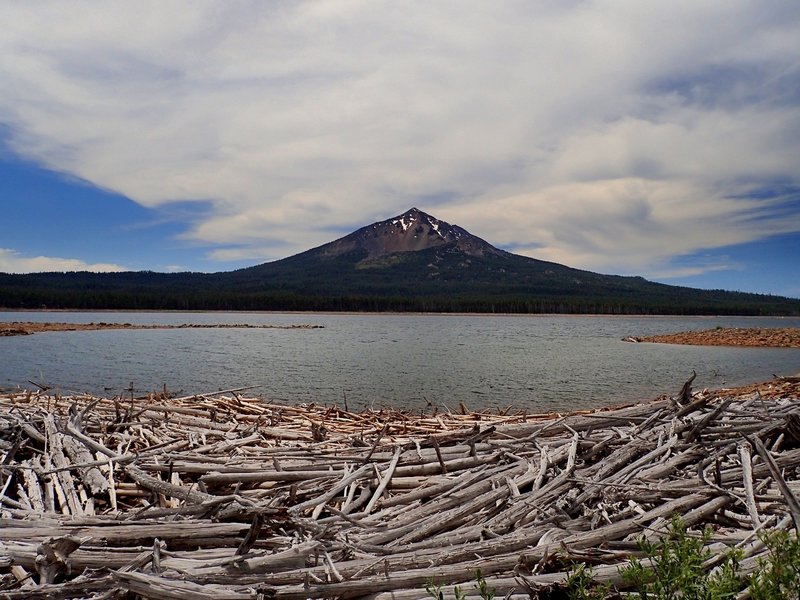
left=624, top=326, right=800, bottom=348
left=0, top=322, right=324, bottom=337
left=2, top=377, right=800, bottom=599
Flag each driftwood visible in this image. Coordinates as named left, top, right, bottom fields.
left=0, top=321, right=324, bottom=337
left=626, top=327, right=800, bottom=348
left=2, top=376, right=800, bottom=598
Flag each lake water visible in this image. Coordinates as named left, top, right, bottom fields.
left=1, top=311, right=799, bottom=412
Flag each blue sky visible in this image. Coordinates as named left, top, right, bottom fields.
left=1, top=2, right=799, bottom=297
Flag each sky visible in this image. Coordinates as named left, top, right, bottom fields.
left=1, top=2, right=799, bottom=298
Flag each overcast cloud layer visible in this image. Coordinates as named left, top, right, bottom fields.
left=1, top=1, right=799, bottom=280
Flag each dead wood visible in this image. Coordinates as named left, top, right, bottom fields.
left=2, top=378, right=800, bottom=598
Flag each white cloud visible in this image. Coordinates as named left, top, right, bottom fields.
left=646, top=261, right=743, bottom=281
left=448, top=176, right=800, bottom=277
left=0, top=1, right=798, bottom=277
left=0, top=249, right=125, bottom=274
left=163, top=265, right=189, bottom=273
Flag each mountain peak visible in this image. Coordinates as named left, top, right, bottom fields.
left=312, top=207, right=504, bottom=261
left=387, top=207, right=458, bottom=240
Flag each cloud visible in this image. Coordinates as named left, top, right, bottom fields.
left=0, top=249, right=125, bottom=274
left=0, top=1, right=798, bottom=277
left=451, top=176, right=800, bottom=275
left=163, top=265, right=189, bottom=273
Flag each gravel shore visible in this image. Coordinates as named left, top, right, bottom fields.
left=631, top=326, right=800, bottom=348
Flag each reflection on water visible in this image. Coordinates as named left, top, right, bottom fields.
left=1, top=312, right=799, bottom=412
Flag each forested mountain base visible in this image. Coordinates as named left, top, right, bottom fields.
left=1, top=270, right=798, bottom=315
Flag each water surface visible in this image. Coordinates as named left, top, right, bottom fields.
left=1, top=312, right=799, bottom=412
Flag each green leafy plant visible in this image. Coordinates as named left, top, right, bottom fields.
left=474, top=569, right=495, bottom=600
left=565, top=562, right=612, bottom=600
left=619, top=515, right=741, bottom=600
left=426, top=518, right=800, bottom=600
left=424, top=580, right=444, bottom=600
left=750, top=529, right=800, bottom=600
left=707, top=548, right=741, bottom=599
left=424, top=571, right=494, bottom=600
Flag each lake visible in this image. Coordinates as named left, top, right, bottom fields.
left=1, top=311, right=799, bottom=412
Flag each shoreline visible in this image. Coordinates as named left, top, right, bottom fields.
left=3, top=307, right=800, bottom=319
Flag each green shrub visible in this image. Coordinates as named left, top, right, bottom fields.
left=426, top=518, right=800, bottom=600
left=750, top=529, right=800, bottom=600
left=619, top=515, right=741, bottom=600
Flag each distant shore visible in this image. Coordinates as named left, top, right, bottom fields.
left=3, top=307, right=800, bottom=319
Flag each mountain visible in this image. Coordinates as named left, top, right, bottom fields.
left=1, top=207, right=799, bottom=315
left=229, top=207, right=612, bottom=290
left=308, top=207, right=504, bottom=261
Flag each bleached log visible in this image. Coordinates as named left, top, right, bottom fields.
left=364, top=446, right=402, bottom=515
left=739, top=442, right=761, bottom=530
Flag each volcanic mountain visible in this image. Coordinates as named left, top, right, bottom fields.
left=1, top=207, right=799, bottom=315
left=310, top=207, right=504, bottom=261
left=229, top=206, right=543, bottom=285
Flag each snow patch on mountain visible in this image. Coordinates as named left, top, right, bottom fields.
left=391, top=217, right=413, bottom=231
left=430, top=218, right=444, bottom=238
